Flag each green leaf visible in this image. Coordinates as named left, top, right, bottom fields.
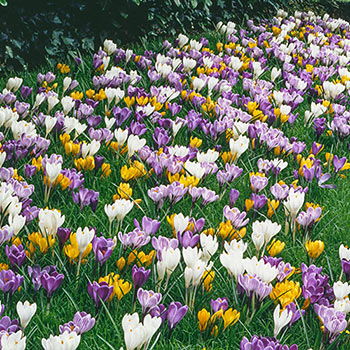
left=0, top=0, right=8, bottom=6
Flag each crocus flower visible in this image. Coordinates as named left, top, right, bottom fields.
left=167, top=302, right=188, bottom=334
left=41, top=271, right=64, bottom=298
left=59, top=311, right=95, bottom=335
left=0, top=269, right=23, bottom=295
left=87, top=281, right=113, bottom=308
left=132, top=266, right=151, bottom=291
left=5, top=244, right=26, bottom=268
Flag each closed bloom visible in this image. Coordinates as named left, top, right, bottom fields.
left=273, top=304, right=293, bottom=337
left=198, top=308, right=210, bottom=332
left=16, top=300, right=37, bottom=329
left=75, top=227, right=95, bottom=256
left=167, top=302, right=188, bottom=333
left=114, top=199, right=134, bottom=221
left=305, top=240, right=324, bottom=259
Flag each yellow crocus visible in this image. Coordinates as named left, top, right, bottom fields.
left=270, top=280, right=301, bottom=308
left=305, top=240, right=324, bottom=259
left=223, top=308, right=240, bottom=330
left=198, top=308, right=211, bottom=332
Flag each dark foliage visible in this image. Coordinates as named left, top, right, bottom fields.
left=0, top=0, right=340, bottom=73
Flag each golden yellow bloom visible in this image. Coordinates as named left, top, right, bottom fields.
left=12, top=237, right=22, bottom=247
left=221, top=151, right=234, bottom=164
left=270, top=280, right=301, bottom=308
left=272, top=26, right=281, bottom=35
left=223, top=308, right=240, bottom=330
left=124, top=96, right=135, bottom=107
left=28, top=232, right=55, bottom=255
left=135, top=250, right=155, bottom=267
left=59, top=132, right=71, bottom=146
left=245, top=199, right=254, bottom=212
left=32, top=156, right=43, bottom=172
left=117, top=257, right=126, bottom=271
left=70, top=91, right=84, bottom=100
left=190, top=136, right=202, bottom=148
left=267, top=199, right=279, bottom=218
left=74, top=157, right=95, bottom=171
left=86, top=89, right=95, bottom=99
left=60, top=176, right=72, bottom=191
left=202, top=269, right=215, bottom=292
left=0, top=263, right=9, bottom=271
left=101, top=163, right=111, bottom=178
left=218, top=221, right=246, bottom=241
left=57, top=63, right=70, bottom=74
left=305, top=240, right=324, bottom=259
left=267, top=239, right=285, bottom=257
left=179, top=174, right=199, bottom=188
left=247, top=101, right=259, bottom=114
left=198, top=308, right=211, bottom=331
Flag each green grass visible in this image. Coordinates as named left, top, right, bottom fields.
left=1, top=19, right=350, bottom=350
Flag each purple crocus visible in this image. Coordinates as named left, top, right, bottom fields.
left=132, top=266, right=151, bottom=291
left=229, top=189, right=240, bottom=207
left=0, top=270, right=23, bottom=295
left=134, top=216, right=160, bottom=235
left=333, top=155, right=346, bottom=174
left=92, top=236, right=114, bottom=266
left=72, top=187, right=99, bottom=212
left=240, top=335, right=298, bottom=350
left=5, top=244, right=26, bottom=268
left=87, top=281, right=113, bottom=308
left=41, top=270, right=64, bottom=298
left=137, top=288, right=162, bottom=314
left=0, top=226, right=14, bottom=246
left=314, top=304, right=347, bottom=342
left=59, top=311, right=95, bottom=335
left=177, top=230, right=199, bottom=248
left=0, top=316, right=20, bottom=334
left=57, top=227, right=72, bottom=246
left=167, top=302, right=188, bottom=335
left=210, top=298, right=228, bottom=313
left=150, top=304, right=167, bottom=323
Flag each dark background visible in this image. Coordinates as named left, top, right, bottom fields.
left=0, top=0, right=343, bottom=73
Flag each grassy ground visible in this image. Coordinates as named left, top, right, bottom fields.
left=1, top=20, right=350, bottom=350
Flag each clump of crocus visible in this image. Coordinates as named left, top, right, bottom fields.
left=59, top=311, right=95, bottom=335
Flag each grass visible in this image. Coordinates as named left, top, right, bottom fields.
left=1, top=15, right=350, bottom=350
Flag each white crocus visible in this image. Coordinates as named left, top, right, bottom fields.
left=16, top=300, right=37, bottom=329
left=38, top=208, right=65, bottom=237
left=45, top=115, right=57, bottom=137
left=200, top=233, right=218, bottom=262
left=229, top=135, right=250, bottom=160
left=63, top=77, right=72, bottom=95
left=103, top=39, right=117, bottom=55
left=283, top=187, right=305, bottom=218
left=47, top=95, right=59, bottom=113
left=173, top=213, right=190, bottom=234
left=339, top=244, right=350, bottom=261
left=45, top=162, right=62, bottom=184
left=220, top=251, right=245, bottom=279
left=122, top=313, right=146, bottom=350
left=61, top=96, right=75, bottom=115
left=333, top=281, right=350, bottom=300
left=8, top=214, right=26, bottom=235
left=75, top=227, right=95, bottom=256
left=114, top=128, right=128, bottom=148
left=127, top=135, right=146, bottom=158
left=6, top=77, right=23, bottom=92
left=178, top=34, right=189, bottom=48
left=42, top=331, right=80, bottom=350
left=0, top=151, right=6, bottom=168
left=1, top=330, right=26, bottom=350
left=183, top=246, right=202, bottom=269
left=114, top=199, right=134, bottom=222
left=271, top=67, right=281, bottom=82
left=273, top=304, right=292, bottom=337
left=252, top=219, right=281, bottom=247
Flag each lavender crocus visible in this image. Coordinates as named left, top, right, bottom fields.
left=0, top=226, right=14, bottom=246
left=240, top=335, right=298, bottom=350
left=92, top=236, right=114, bottom=266
left=59, top=311, right=95, bottom=335
left=210, top=298, right=228, bottom=313
left=167, top=302, right=188, bottom=335
left=0, top=270, right=23, bottom=295
left=137, top=288, right=162, bottom=314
